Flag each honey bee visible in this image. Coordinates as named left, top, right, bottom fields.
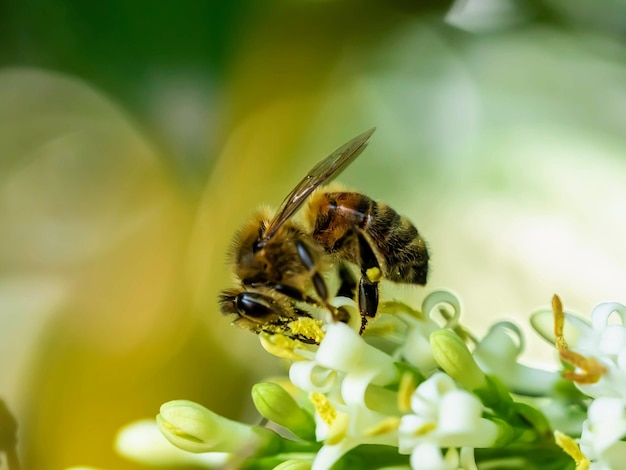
left=219, top=128, right=429, bottom=341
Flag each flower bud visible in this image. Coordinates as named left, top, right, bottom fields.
left=252, top=382, right=316, bottom=441
left=157, top=400, right=280, bottom=455
left=272, top=457, right=315, bottom=470
left=115, top=419, right=230, bottom=467
left=430, top=330, right=486, bottom=390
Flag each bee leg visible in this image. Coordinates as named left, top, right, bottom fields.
left=295, top=239, right=341, bottom=321
left=337, top=263, right=358, bottom=299
left=358, top=277, right=379, bottom=333
left=356, top=231, right=382, bottom=333
left=272, top=282, right=321, bottom=307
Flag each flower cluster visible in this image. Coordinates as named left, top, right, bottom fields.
left=532, top=296, right=626, bottom=470
left=109, top=289, right=626, bottom=470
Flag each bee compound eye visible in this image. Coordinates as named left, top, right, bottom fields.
left=236, top=292, right=273, bottom=318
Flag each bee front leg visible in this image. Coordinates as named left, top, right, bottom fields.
left=294, top=239, right=346, bottom=323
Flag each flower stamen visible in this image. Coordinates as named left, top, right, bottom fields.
left=365, top=417, right=401, bottom=436
left=554, top=431, right=590, bottom=470
left=398, top=372, right=417, bottom=413
left=552, top=294, right=569, bottom=352
left=310, top=393, right=336, bottom=426
left=413, top=422, right=437, bottom=436
left=552, top=295, right=607, bottom=385
left=559, top=350, right=607, bottom=385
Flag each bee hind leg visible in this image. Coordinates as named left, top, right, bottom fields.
left=337, top=263, right=358, bottom=299
left=355, top=231, right=382, bottom=334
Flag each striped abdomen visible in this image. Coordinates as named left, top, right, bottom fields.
left=308, top=191, right=429, bottom=285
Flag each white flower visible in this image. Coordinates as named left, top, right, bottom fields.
left=532, top=301, right=626, bottom=399
left=473, top=321, right=559, bottom=396
left=289, top=303, right=401, bottom=470
left=578, top=397, right=626, bottom=470
left=399, top=373, right=498, bottom=470
left=396, top=291, right=462, bottom=372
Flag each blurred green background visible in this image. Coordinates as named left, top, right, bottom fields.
left=2, top=1, right=626, bottom=469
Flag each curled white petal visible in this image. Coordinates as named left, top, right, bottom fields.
left=590, top=303, right=626, bottom=333
left=289, top=360, right=338, bottom=393
left=474, top=322, right=559, bottom=396
left=421, top=290, right=461, bottom=327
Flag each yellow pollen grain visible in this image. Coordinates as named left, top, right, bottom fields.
left=366, top=267, right=383, bottom=283
left=310, top=392, right=336, bottom=427
left=554, top=431, right=590, bottom=470
left=398, top=373, right=417, bottom=413
left=288, top=317, right=325, bottom=344
left=365, top=416, right=401, bottom=436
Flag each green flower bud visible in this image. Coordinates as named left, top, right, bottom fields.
left=430, top=330, right=486, bottom=390
left=252, top=382, right=316, bottom=441
left=157, top=400, right=280, bottom=455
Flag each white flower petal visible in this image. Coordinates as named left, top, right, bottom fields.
left=410, top=373, right=456, bottom=416
left=590, top=303, right=626, bottom=333
left=317, top=322, right=396, bottom=386
left=597, top=325, right=626, bottom=356
left=459, top=447, right=478, bottom=470
left=312, top=440, right=359, bottom=470
left=437, top=390, right=482, bottom=434
left=402, top=328, right=438, bottom=371
left=341, top=370, right=378, bottom=407
left=289, top=360, right=338, bottom=393
left=530, top=309, right=591, bottom=347
left=475, top=322, right=561, bottom=396
left=410, top=442, right=457, bottom=470
left=597, top=440, right=626, bottom=470
left=586, top=397, right=626, bottom=453
left=399, top=414, right=435, bottom=454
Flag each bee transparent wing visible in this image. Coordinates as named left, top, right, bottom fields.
left=263, top=127, right=376, bottom=241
